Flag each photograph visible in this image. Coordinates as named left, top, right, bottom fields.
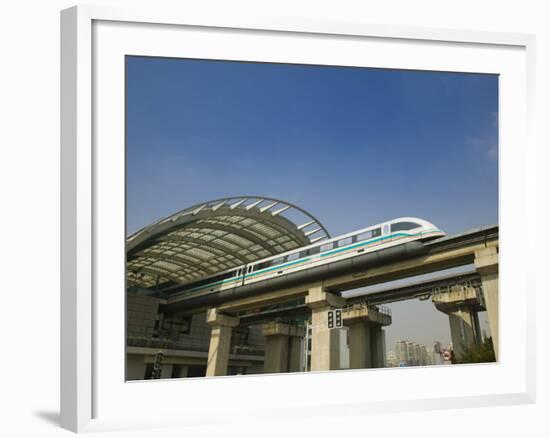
left=125, top=56, right=499, bottom=380
left=2, top=0, right=543, bottom=435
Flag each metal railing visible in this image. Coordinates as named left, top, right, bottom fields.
left=342, top=301, right=392, bottom=317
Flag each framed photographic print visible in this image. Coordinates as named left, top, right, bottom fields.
left=61, top=4, right=536, bottom=433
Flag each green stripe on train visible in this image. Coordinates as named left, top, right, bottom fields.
left=187, top=229, right=438, bottom=293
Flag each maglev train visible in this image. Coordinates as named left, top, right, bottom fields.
left=178, top=217, right=445, bottom=296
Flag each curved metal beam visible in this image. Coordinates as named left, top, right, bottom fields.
left=157, top=235, right=251, bottom=265
left=126, top=196, right=332, bottom=290
left=182, top=224, right=280, bottom=255
left=128, top=207, right=306, bottom=257
left=133, top=251, right=216, bottom=277
left=127, top=196, right=330, bottom=253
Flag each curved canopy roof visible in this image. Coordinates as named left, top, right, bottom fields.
left=127, top=196, right=330, bottom=290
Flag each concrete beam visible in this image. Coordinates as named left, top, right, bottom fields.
left=205, top=309, right=239, bottom=377
left=343, top=305, right=392, bottom=327
left=206, top=308, right=239, bottom=327
left=262, top=322, right=306, bottom=337
left=432, top=285, right=482, bottom=312
left=217, top=282, right=319, bottom=313
left=324, top=239, right=498, bottom=291
left=475, top=247, right=499, bottom=360
left=305, top=286, right=346, bottom=309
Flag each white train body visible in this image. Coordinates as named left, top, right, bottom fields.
left=178, top=217, right=445, bottom=296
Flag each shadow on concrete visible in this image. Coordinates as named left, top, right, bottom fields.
left=34, top=410, right=60, bottom=426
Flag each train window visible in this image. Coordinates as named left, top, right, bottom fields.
left=308, top=246, right=320, bottom=255
left=337, top=237, right=353, bottom=247
left=287, top=252, right=299, bottom=261
left=357, top=230, right=373, bottom=241
left=371, top=228, right=381, bottom=237
left=320, top=242, right=334, bottom=252
left=391, top=222, right=420, bottom=232
left=272, top=256, right=285, bottom=266
left=255, top=261, right=270, bottom=271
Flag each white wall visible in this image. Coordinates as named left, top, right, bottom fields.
left=0, top=1, right=547, bottom=437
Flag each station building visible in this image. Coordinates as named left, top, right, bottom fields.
left=126, top=196, right=333, bottom=379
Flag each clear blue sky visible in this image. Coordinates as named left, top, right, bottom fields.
left=126, top=56, right=498, bottom=237
left=126, top=56, right=498, bottom=352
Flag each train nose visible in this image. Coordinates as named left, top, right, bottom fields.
left=422, top=229, right=445, bottom=240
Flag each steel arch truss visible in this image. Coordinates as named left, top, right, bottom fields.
left=127, top=196, right=330, bottom=290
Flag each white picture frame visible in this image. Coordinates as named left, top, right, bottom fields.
left=60, top=4, right=536, bottom=433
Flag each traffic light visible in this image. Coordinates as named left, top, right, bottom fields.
left=335, top=309, right=342, bottom=328
left=327, top=309, right=342, bottom=329
left=328, top=310, right=334, bottom=329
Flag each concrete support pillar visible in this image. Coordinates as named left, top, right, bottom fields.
left=306, top=286, right=346, bottom=371
left=262, top=322, right=306, bottom=373
left=475, top=247, right=499, bottom=360
left=343, top=304, right=391, bottom=369
left=205, top=308, right=239, bottom=377
left=288, top=335, right=304, bottom=372
left=264, top=334, right=288, bottom=373
left=448, top=306, right=477, bottom=357
left=472, top=310, right=482, bottom=345
left=348, top=321, right=372, bottom=369
left=433, top=285, right=483, bottom=359
left=381, top=329, right=387, bottom=367
left=370, top=325, right=385, bottom=368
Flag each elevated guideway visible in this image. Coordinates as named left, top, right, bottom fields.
left=208, top=225, right=499, bottom=374
left=160, top=224, right=498, bottom=315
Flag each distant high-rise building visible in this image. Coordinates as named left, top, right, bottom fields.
left=386, top=351, right=398, bottom=368
left=420, top=345, right=429, bottom=365
left=393, top=340, right=445, bottom=367
left=414, top=344, right=422, bottom=366
left=394, top=340, right=409, bottom=366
